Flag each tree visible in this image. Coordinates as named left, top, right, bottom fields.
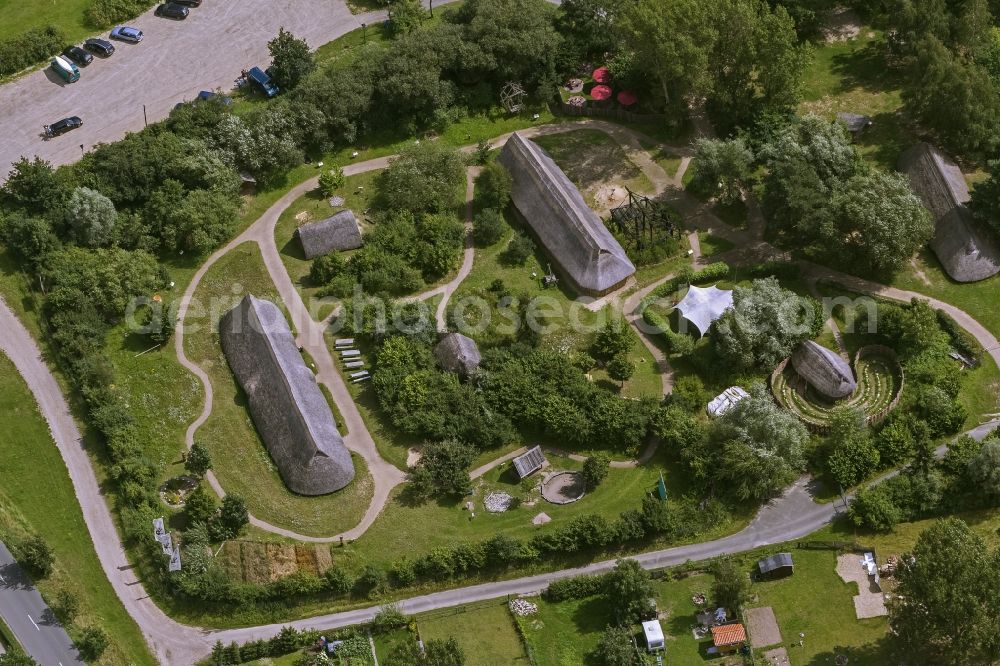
left=826, top=407, right=880, bottom=489
left=607, top=353, right=636, bottom=388
left=390, top=0, right=426, bottom=35
left=408, top=439, right=477, bottom=499
left=691, top=138, right=754, bottom=203
left=821, top=169, right=933, bottom=275
left=711, top=382, right=809, bottom=500
left=848, top=483, right=903, bottom=532
left=52, top=588, right=79, bottom=625
left=593, top=625, right=644, bottom=666
left=594, top=319, right=636, bottom=360
left=713, top=277, right=815, bottom=370
left=473, top=208, right=505, bottom=246
left=318, top=166, right=346, bottom=197
left=267, top=27, right=315, bottom=91
left=582, top=453, right=610, bottom=489
left=14, top=535, right=53, bottom=578
left=185, top=441, right=213, bottom=476
left=216, top=494, right=249, bottom=539
left=970, top=158, right=1000, bottom=234
left=42, top=247, right=163, bottom=318
left=603, top=559, right=654, bottom=624
left=475, top=162, right=512, bottom=210
left=66, top=186, right=116, bottom=246
left=876, top=419, right=915, bottom=466
left=0, top=212, right=60, bottom=265
left=77, top=626, right=110, bottom=661
left=711, top=558, right=750, bottom=611
left=309, top=252, right=346, bottom=286
left=324, top=566, right=352, bottom=594
left=500, top=233, right=535, bottom=265
left=890, top=518, right=1000, bottom=664
left=389, top=636, right=466, bottom=665
left=968, top=437, right=1000, bottom=499
left=0, top=654, right=37, bottom=666
left=185, top=483, right=218, bottom=525
left=377, top=142, right=465, bottom=214
left=2, top=156, right=64, bottom=215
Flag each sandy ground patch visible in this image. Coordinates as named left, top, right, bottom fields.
left=762, top=646, right=790, bottom=665
left=822, top=7, right=861, bottom=42
left=746, top=606, right=782, bottom=648
left=836, top=553, right=888, bottom=619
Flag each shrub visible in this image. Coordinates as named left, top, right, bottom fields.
left=473, top=208, right=505, bottom=246
left=501, top=233, right=535, bottom=265
left=323, top=567, right=352, bottom=595
left=582, top=453, right=610, bottom=489
left=0, top=26, right=66, bottom=77
left=86, top=0, right=155, bottom=29
left=543, top=573, right=609, bottom=601
left=318, top=167, right=346, bottom=197
left=13, top=534, right=53, bottom=578
left=77, top=626, right=110, bottom=661
left=475, top=162, right=512, bottom=209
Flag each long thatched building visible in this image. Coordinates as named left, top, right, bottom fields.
left=220, top=295, right=355, bottom=495
left=498, top=133, right=636, bottom=296
left=898, top=143, right=1000, bottom=282
left=791, top=340, right=856, bottom=399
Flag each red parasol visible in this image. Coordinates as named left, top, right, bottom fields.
left=590, top=84, right=612, bottom=101
left=617, top=90, right=638, bottom=106
left=591, top=66, right=611, bottom=84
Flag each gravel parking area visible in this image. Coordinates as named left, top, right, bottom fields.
left=746, top=606, right=782, bottom=648
left=836, top=553, right=888, bottom=619
left=0, top=0, right=380, bottom=180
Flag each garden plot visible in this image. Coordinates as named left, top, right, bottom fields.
left=218, top=541, right=334, bottom=584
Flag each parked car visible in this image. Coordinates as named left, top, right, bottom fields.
left=173, top=90, right=233, bottom=110
left=247, top=66, right=279, bottom=98
left=49, top=56, right=80, bottom=83
left=171, top=0, right=202, bottom=5
left=62, top=46, right=93, bottom=66
left=44, top=116, right=83, bottom=137
left=155, top=3, right=189, bottom=18
left=110, top=26, right=144, bottom=43
left=84, top=38, right=115, bottom=57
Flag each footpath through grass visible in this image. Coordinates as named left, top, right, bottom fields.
left=0, top=351, right=155, bottom=666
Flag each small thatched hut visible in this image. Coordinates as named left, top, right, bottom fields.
left=219, top=295, right=355, bottom=495
left=791, top=340, right=857, bottom=399
left=898, top=143, right=1000, bottom=282
left=498, top=133, right=636, bottom=296
left=297, top=210, right=363, bottom=260
left=433, top=332, right=481, bottom=378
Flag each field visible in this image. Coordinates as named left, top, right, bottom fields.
left=0, top=0, right=96, bottom=46
left=418, top=601, right=530, bottom=665
left=0, top=352, right=155, bottom=666
left=183, top=242, right=374, bottom=536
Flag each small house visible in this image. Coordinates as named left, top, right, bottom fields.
left=512, top=446, right=547, bottom=479
left=710, top=623, right=746, bottom=656
left=836, top=112, right=872, bottom=141
left=433, top=333, right=482, bottom=378
left=297, top=210, right=363, bottom=260
left=641, top=619, right=665, bottom=652
left=757, top=552, right=794, bottom=580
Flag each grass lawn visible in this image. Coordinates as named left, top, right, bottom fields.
left=698, top=232, right=735, bottom=258
left=0, top=0, right=94, bottom=48
left=533, top=129, right=655, bottom=209
left=418, top=601, right=529, bottom=665
left=183, top=242, right=374, bottom=536
left=0, top=352, right=155, bottom=666
left=798, top=27, right=912, bottom=170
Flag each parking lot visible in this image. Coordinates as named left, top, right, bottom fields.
left=0, top=0, right=377, bottom=180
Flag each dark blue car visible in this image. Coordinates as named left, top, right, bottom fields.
left=247, top=67, right=279, bottom=98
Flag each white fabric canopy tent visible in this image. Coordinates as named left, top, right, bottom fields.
left=675, top=284, right=734, bottom=336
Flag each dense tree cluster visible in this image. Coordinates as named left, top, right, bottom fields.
left=761, top=115, right=933, bottom=275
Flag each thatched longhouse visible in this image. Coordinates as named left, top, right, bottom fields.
left=898, top=143, right=1000, bottom=282
left=297, top=210, right=363, bottom=260
left=791, top=340, right=856, bottom=399
left=498, top=133, right=636, bottom=296
left=433, top=332, right=481, bottom=378
left=220, top=295, right=355, bottom=495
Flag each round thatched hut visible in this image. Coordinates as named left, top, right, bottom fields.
left=790, top=340, right=857, bottom=399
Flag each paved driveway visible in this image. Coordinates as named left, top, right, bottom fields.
left=0, top=542, right=85, bottom=666
left=0, top=0, right=378, bottom=180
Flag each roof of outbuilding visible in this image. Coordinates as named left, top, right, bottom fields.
left=219, top=295, right=355, bottom=495
left=711, top=623, right=747, bottom=647
left=512, top=445, right=546, bottom=479
left=758, top=552, right=794, bottom=573
left=898, top=143, right=1000, bottom=282
left=433, top=332, right=482, bottom=378
left=791, top=341, right=857, bottom=399
left=498, top=133, right=635, bottom=296
left=297, top=209, right=363, bottom=260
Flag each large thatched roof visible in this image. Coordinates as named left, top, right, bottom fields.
left=498, top=133, right=635, bottom=296
left=791, top=341, right=856, bottom=399
left=898, top=143, right=1000, bottom=282
left=219, top=295, right=354, bottom=495
left=433, top=332, right=481, bottom=378
left=297, top=210, right=363, bottom=260
left=675, top=284, right=733, bottom=337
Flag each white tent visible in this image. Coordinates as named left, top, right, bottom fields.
left=674, top=284, right=733, bottom=336
left=642, top=620, right=665, bottom=651
left=707, top=386, right=749, bottom=418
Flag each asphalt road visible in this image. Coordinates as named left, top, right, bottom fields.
left=0, top=541, right=84, bottom=666
left=0, top=0, right=381, bottom=180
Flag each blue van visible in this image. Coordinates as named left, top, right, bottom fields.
left=50, top=56, right=80, bottom=83
left=247, top=67, right=279, bottom=98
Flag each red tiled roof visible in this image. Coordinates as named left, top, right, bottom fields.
left=711, top=623, right=747, bottom=647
